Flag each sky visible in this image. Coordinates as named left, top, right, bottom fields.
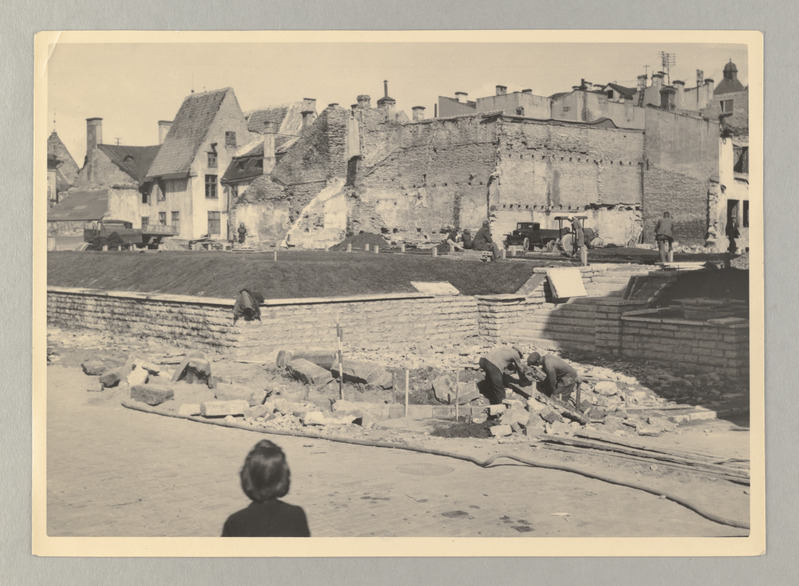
left=44, top=36, right=749, bottom=165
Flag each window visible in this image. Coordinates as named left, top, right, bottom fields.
left=734, top=146, right=749, bottom=174
left=205, top=174, right=218, bottom=199
left=208, top=211, right=221, bottom=235
left=207, top=152, right=217, bottom=168
left=141, top=216, right=149, bottom=230
left=142, top=190, right=150, bottom=205
left=171, top=211, right=180, bottom=234
left=225, top=131, right=237, bottom=149
left=156, top=183, right=166, bottom=202
left=743, top=201, right=749, bottom=228
left=720, top=99, right=734, bottom=114
left=158, top=212, right=167, bottom=225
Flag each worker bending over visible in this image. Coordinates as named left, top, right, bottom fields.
left=479, top=346, right=528, bottom=404
left=526, top=352, right=581, bottom=401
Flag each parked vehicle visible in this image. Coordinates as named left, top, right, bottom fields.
left=505, top=221, right=564, bottom=251
left=84, top=219, right=174, bottom=250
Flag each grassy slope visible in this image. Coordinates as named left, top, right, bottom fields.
left=47, top=251, right=542, bottom=299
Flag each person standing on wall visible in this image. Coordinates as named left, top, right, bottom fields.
left=654, top=212, right=674, bottom=263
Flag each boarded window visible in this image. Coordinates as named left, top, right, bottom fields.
left=208, top=211, right=221, bottom=235
left=171, top=211, right=180, bottom=234
left=205, top=174, right=218, bottom=199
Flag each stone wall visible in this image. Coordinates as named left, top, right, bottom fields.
left=621, top=312, right=749, bottom=377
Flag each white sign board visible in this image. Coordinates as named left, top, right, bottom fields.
left=546, top=267, right=587, bottom=299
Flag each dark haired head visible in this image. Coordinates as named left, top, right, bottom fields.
left=527, top=352, right=542, bottom=366
left=239, top=440, right=291, bottom=502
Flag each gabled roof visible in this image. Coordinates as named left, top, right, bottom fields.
left=147, top=87, right=232, bottom=179
left=97, top=144, right=161, bottom=185
left=47, top=189, right=109, bottom=221
left=247, top=105, right=289, bottom=132
left=47, top=131, right=78, bottom=168
left=222, top=142, right=265, bottom=184
left=604, top=83, right=637, bottom=98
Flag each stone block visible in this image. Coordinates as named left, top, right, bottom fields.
left=432, top=376, right=481, bottom=405
left=524, top=415, right=546, bottom=435
left=356, top=412, right=377, bottom=429
left=130, top=384, right=174, bottom=406
left=201, top=400, right=249, bottom=417
left=81, top=360, right=110, bottom=376
left=128, top=358, right=162, bottom=375
left=302, top=411, right=358, bottom=426
left=501, top=406, right=530, bottom=428
left=471, top=412, right=488, bottom=424
left=248, top=389, right=268, bottom=407
left=178, top=403, right=201, bottom=417
left=331, top=360, right=393, bottom=388
left=244, top=404, right=271, bottom=420
left=126, top=366, right=150, bottom=388
left=490, top=424, right=513, bottom=437
left=540, top=408, right=564, bottom=424
left=86, top=379, right=104, bottom=393
left=287, top=359, right=335, bottom=386
left=214, top=383, right=257, bottom=402
left=99, top=365, right=133, bottom=388
left=592, top=381, right=620, bottom=396
left=171, top=354, right=212, bottom=385
left=487, top=404, right=506, bottom=416
left=526, top=397, right=547, bottom=412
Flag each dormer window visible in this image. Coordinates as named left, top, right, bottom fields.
left=721, top=99, right=734, bottom=114
left=225, top=131, right=237, bottom=148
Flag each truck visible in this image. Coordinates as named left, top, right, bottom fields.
left=83, top=219, right=175, bottom=250
left=504, top=221, right=564, bottom=251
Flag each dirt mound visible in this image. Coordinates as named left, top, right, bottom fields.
left=329, top=233, right=390, bottom=252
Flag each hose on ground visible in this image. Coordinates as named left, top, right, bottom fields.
left=121, top=401, right=750, bottom=531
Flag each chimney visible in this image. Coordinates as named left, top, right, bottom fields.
left=521, top=88, right=532, bottom=95
left=660, top=86, right=676, bottom=110
left=673, top=80, right=685, bottom=109
left=495, top=85, right=507, bottom=96
left=86, top=117, right=103, bottom=154
left=455, top=91, right=468, bottom=103
left=637, top=74, right=647, bottom=91
left=383, top=80, right=389, bottom=99
left=262, top=122, right=276, bottom=173
left=357, top=94, right=371, bottom=109
left=652, top=72, right=664, bottom=93
left=412, top=106, right=426, bottom=121
left=328, top=103, right=339, bottom=109
left=158, top=120, right=172, bottom=144
left=301, top=109, right=315, bottom=129
left=703, top=78, right=715, bottom=107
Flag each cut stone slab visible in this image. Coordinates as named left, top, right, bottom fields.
left=82, top=360, right=109, bottom=376
left=99, top=365, right=133, bottom=388
left=331, top=360, right=393, bottom=388
left=526, top=397, right=547, bottom=412
left=501, top=407, right=530, bottom=428
left=244, top=404, right=272, bottom=420
left=287, top=359, right=334, bottom=386
left=302, top=411, right=359, bottom=426
left=201, top=400, right=249, bottom=418
left=355, top=412, right=377, bottom=429
left=290, top=350, right=338, bottom=371
left=248, top=389, right=268, bottom=407
left=214, top=383, right=257, bottom=402
left=432, top=376, right=481, bottom=405
left=487, top=404, right=506, bottom=416
left=126, top=366, right=150, bottom=388
left=593, top=381, right=621, bottom=396
left=127, top=357, right=162, bottom=375
left=171, top=354, right=212, bottom=385
left=178, top=403, right=201, bottom=417
left=490, top=424, right=513, bottom=437
left=130, top=384, right=174, bottom=406
left=86, top=379, right=104, bottom=393
left=540, top=408, right=564, bottom=424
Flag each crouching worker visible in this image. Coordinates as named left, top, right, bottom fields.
left=478, top=346, right=528, bottom=404
left=527, top=352, right=581, bottom=402
left=233, top=288, right=264, bottom=324
left=222, top=440, right=310, bottom=537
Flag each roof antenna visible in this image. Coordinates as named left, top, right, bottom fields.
left=191, top=74, right=194, bottom=93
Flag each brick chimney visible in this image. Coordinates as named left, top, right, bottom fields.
left=412, top=106, right=426, bottom=121
left=637, top=74, right=647, bottom=92
left=455, top=91, right=468, bottom=103
left=262, top=121, right=276, bottom=173
left=521, top=88, right=532, bottom=95
left=704, top=78, right=715, bottom=106
left=158, top=120, right=172, bottom=144
left=495, top=85, right=507, bottom=96
left=660, top=86, right=676, bottom=110
left=85, top=117, right=102, bottom=182
left=673, top=80, right=685, bottom=109
left=357, top=94, right=371, bottom=109
left=651, top=72, right=664, bottom=93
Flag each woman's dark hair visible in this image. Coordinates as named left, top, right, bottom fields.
left=239, top=440, right=291, bottom=502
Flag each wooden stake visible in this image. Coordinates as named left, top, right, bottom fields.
left=336, top=316, right=344, bottom=400
left=454, top=371, right=460, bottom=421
left=404, top=369, right=409, bottom=417
left=273, top=250, right=277, bottom=261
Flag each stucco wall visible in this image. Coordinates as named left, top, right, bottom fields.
left=232, top=200, right=291, bottom=246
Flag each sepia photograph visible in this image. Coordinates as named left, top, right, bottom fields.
left=32, top=30, right=763, bottom=556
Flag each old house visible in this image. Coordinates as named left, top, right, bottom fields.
left=47, top=118, right=161, bottom=249
left=146, top=87, right=253, bottom=241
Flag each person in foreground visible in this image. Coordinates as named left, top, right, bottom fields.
left=526, top=352, right=581, bottom=402
left=478, top=346, right=528, bottom=404
left=222, top=440, right=310, bottom=537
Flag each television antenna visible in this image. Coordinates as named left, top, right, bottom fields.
left=659, top=51, right=676, bottom=85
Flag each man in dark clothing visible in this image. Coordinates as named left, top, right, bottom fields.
left=654, top=212, right=674, bottom=263
left=527, top=352, right=581, bottom=401
left=237, top=222, right=248, bottom=244
left=222, top=500, right=310, bottom=537
left=726, top=218, right=740, bottom=256
left=461, top=229, right=473, bottom=250
left=472, top=220, right=502, bottom=260
left=233, top=289, right=264, bottom=324
left=478, top=346, right=528, bottom=404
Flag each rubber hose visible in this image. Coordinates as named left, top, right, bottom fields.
left=122, top=401, right=750, bottom=531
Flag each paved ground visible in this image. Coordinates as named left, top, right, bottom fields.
left=46, top=365, right=749, bottom=539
